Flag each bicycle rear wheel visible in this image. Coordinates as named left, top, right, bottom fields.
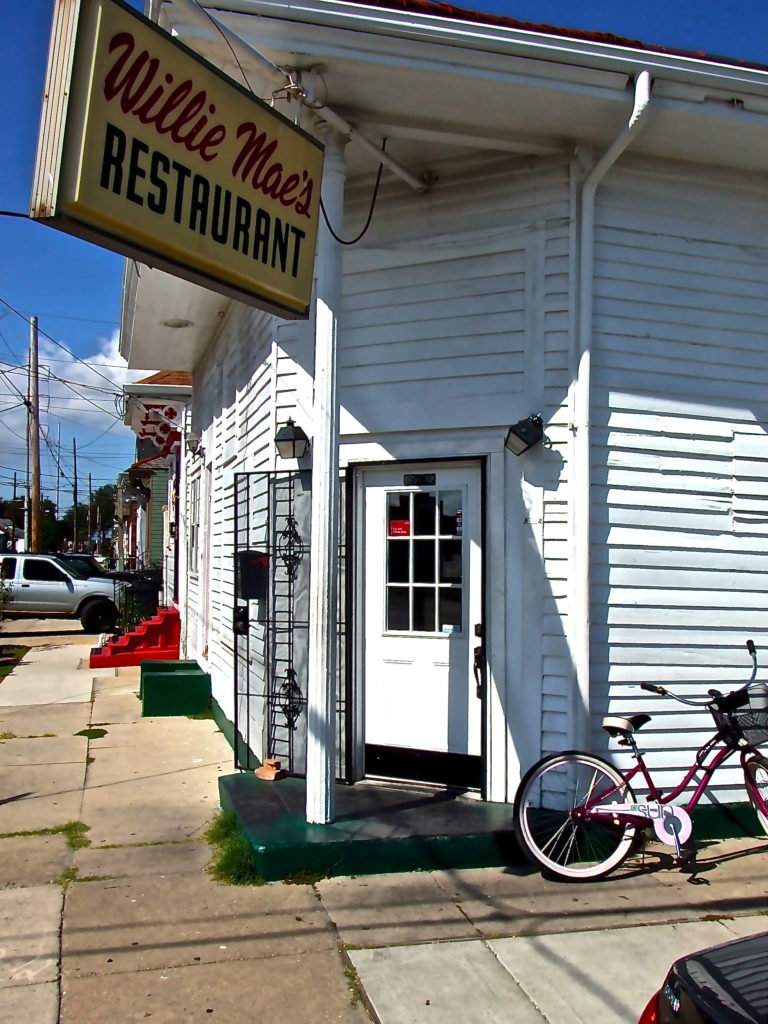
left=513, top=751, right=637, bottom=880
left=744, top=755, right=768, bottom=836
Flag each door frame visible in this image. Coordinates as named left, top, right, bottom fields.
left=347, top=456, right=487, bottom=795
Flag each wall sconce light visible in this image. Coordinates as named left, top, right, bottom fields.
left=185, top=431, right=203, bottom=458
left=505, top=414, right=547, bottom=456
left=274, top=419, right=310, bottom=459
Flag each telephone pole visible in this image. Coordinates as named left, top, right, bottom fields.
left=28, top=315, right=41, bottom=552
left=72, top=438, right=78, bottom=550
left=88, top=473, right=93, bottom=553
left=55, top=424, right=61, bottom=519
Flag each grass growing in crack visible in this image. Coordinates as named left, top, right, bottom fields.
left=283, top=869, right=330, bottom=886
left=0, top=821, right=91, bottom=849
left=341, top=960, right=363, bottom=1006
left=204, top=811, right=266, bottom=886
left=61, top=822, right=91, bottom=849
left=75, top=728, right=107, bottom=739
left=0, top=731, right=17, bottom=739
left=58, top=866, right=79, bottom=889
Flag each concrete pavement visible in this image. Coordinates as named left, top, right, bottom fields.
left=1, top=619, right=766, bottom=1023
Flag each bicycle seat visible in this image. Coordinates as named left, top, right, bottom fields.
left=602, top=714, right=651, bottom=737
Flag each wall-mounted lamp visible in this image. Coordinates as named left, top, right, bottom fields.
left=504, top=414, right=547, bottom=456
left=185, top=431, right=203, bottom=458
left=274, top=419, right=310, bottom=459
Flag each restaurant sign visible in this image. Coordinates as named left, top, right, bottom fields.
left=30, top=0, right=324, bottom=319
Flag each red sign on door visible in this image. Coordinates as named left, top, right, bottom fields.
left=389, top=520, right=411, bottom=537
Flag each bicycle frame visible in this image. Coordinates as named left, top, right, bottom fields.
left=581, top=731, right=766, bottom=829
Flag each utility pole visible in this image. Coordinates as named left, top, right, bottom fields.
left=12, top=472, right=19, bottom=548
left=28, top=315, right=41, bottom=552
left=72, top=438, right=78, bottom=550
left=55, top=424, right=61, bottom=519
left=88, top=473, right=93, bottom=553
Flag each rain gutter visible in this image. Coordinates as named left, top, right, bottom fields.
left=209, top=0, right=768, bottom=96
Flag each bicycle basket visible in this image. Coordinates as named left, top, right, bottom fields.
left=713, top=708, right=768, bottom=748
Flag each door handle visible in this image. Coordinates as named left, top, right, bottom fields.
left=473, top=644, right=485, bottom=699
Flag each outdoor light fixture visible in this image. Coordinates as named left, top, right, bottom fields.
left=504, top=414, right=546, bottom=456
left=185, top=431, right=203, bottom=458
left=274, top=419, right=310, bottom=459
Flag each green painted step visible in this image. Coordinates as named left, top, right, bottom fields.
left=141, top=667, right=211, bottom=717
left=219, top=773, right=523, bottom=882
left=139, top=659, right=200, bottom=698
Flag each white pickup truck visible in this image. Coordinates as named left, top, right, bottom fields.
left=0, top=553, right=122, bottom=632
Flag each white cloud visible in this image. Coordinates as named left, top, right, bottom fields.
left=0, top=330, right=145, bottom=494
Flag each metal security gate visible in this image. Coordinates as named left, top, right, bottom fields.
left=232, top=470, right=348, bottom=779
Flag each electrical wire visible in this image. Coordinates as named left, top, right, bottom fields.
left=0, top=298, right=122, bottom=392
left=320, top=141, right=387, bottom=245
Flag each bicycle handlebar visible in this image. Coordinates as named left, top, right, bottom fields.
left=639, top=640, right=760, bottom=707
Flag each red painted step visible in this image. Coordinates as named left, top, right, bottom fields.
left=89, top=607, right=181, bottom=668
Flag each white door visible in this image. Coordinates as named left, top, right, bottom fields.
left=362, top=464, right=483, bottom=787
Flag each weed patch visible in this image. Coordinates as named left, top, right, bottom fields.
left=75, top=728, right=107, bottom=739
left=57, top=866, right=79, bottom=889
left=0, top=731, right=17, bottom=740
left=204, top=811, right=266, bottom=886
left=284, top=869, right=330, bottom=886
left=0, top=821, right=90, bottom=849
left=341, top=959, right=363, bottom=1005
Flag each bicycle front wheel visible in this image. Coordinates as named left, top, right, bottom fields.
left=744, top=755, right=768, bottom=836
left=513, top=751, right=637, bottom=881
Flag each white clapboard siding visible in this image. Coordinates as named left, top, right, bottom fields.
left=187, top=304, right=277, bottom=731
left=344, top=155, right=574, bottom=781
left=339, top=157, right=570, bottom=434
left=590, top=158, right=768, bottom=801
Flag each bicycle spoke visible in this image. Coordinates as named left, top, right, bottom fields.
left=514, top=753, right=637, bottom=880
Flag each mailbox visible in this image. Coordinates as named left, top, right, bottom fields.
left=236, top=550, right=270, bottom=601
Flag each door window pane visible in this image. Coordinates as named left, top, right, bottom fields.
left=413, top=588, right=436, bottom=631
left=439, top=589, right=462, bottom=629
left=387, top=493, right=411, bottom=536
left=387, top=541, right=409, bottom=583
left=439, top=540, right=462, bottom=583
left=413, top=540, right=435, bottom=583
left=439, top=490, right=463, bottom=536
left=386, top=587, right=410, bottom=630
left=413, top=492, right=436, bottom=535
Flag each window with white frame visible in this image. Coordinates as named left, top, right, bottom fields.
left=188, top=475, right=201, bottom=573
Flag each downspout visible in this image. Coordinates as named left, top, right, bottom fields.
left=572, top=70, right=652, bottom=750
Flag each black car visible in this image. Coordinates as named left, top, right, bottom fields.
left=638, top=930, right=768, bottom=1024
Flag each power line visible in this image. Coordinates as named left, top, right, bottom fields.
left=0, top=297, right=123, bottom=391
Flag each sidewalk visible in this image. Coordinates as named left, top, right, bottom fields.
left=1, top=624, right=766, bottom=1023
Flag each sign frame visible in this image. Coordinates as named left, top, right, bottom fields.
left=30, top=0, right=324, bottom=319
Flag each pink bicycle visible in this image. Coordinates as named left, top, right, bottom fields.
left=513, top=640, right=768, bottom=880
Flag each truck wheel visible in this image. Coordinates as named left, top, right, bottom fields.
left=80, top=600, right=118, bottom=633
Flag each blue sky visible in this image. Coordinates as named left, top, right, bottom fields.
left=1, top=0, right=767, bottom=502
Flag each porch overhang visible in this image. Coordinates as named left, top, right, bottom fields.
left=120, top=261, right=231, bottom=370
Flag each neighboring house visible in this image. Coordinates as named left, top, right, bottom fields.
left=122, top=372, right=193, bottom=598
left=121, top=0, right=768, bottom=814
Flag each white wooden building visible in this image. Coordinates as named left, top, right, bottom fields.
left=121, top=0, right=768, bottom=815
